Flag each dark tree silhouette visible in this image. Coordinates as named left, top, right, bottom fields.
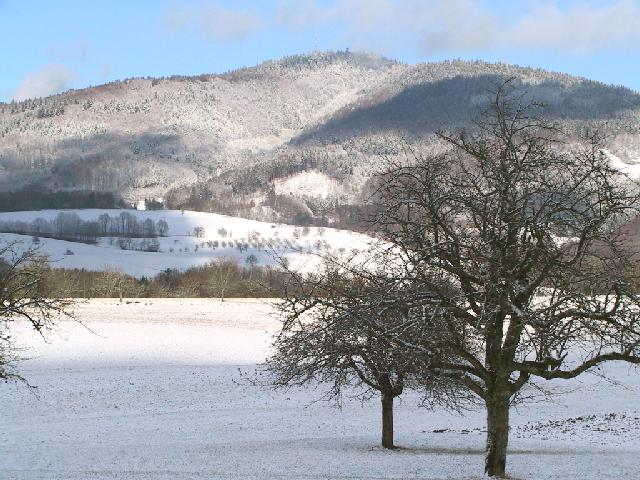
left=265, top=254, right=466, bottom=449
left=370, top=84, right=640, bottom=476
left=0, top=242, right=74, bottom=383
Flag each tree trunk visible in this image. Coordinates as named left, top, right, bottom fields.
left=485, top=395, right=510, bottom=477
left=381, top=391, right=395, bottom=449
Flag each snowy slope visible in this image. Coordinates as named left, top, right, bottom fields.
left=1, top=298, right=639, bottom=480
left=0, top=209, right=373, bottom=276
left=604, top=149, right=640, bottom=179
left=6, top=52, right=639, bottom=205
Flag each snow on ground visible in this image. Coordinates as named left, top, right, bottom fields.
left=273, top=170, right=344, bottom=199
left=1, top=298, right=640, bottom=480
left=0, top=209, right=373, bottom=277
left=604, top=149, right=640, bottom=180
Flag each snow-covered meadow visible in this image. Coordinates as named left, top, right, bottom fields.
left=0, top=209, right=373, bottom=277
left=1, top=298, right=639, bottom=480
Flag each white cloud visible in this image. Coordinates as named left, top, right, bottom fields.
left=165, top=2, right=263, bottom=43
left=12, top=64, right=75, bottom=101
left=276, top=0, right=640, bottom=56
left=275, top=0, right=326, bottom=31
left=511, top=1, right=640, bottom=53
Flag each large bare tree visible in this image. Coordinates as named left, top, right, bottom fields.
left=265, top=255, right=466, bottom=449
left=0, top=242, right=74, bottom=382
left=370, top=85, right=640, bottom=476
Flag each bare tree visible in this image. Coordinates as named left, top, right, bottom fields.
left=157, top=219, right=170, bottom=237
left=371, top=85, right=640, bottom=476
left=193, top=226, right=206, bottom=238
left=265, top=254, right=466, bottom=449
left=209, top=258, right=236, bottom=301
left=95, top=267, right=141, bottom=301
left=0, top=242, right=74, bottom=382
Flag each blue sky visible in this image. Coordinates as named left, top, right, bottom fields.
left=1, top=0, right=639, bottom=102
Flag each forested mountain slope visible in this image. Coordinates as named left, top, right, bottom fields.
left=1, top=50, right=639, bottom=224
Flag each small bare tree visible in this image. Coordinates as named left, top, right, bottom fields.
left=95, top=267, right=140, bottom=301
left=193, top=226, right=206, bottom=238
left=265, top=254, right=465, bottom=449
left=0, top=242, right=74, bottom=382
left=157, top=219, right=170, bottom=237
left=371, top=84, right=640, bottom=476
left=209, top=258, right=236, bottom=301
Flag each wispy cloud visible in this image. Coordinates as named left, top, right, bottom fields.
left=12, top=64, right=75, bottom=101
left=510, top=1, right=640, bottom=53
left=100, top=62, right=112, bottom=80
left=165, top=1, right=263, bottom=43
left=46, top=40, right=89, bottom=63
left=162, top=0, right=640, bottom=55
left=275, top=0, right=640, bottom=56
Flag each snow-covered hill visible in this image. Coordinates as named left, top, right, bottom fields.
left=0, top=209, right=373, bottom=277
left=604, top=149, right=640, bottom=179
left=2, top=50, right=639, bottom=222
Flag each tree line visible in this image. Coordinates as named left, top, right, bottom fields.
left=0, top=189, right=125, bottom=212
left=38, top=260, right=289, bottom=300
left=0, top=211, right=169, bottom=243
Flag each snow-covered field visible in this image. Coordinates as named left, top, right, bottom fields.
left=0, top=209, right=373, bottom=277
left=2, top=298, right=640, bottom=480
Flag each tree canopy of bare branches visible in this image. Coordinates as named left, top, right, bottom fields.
left=370, top=83, right=640, bottom=477
left=0, top=242, right=74, bottom=383
left=265, top=253, right=469, bottom=449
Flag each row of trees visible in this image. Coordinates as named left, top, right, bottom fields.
left=0, top=189, right=124, bottom=212
left=265, top=86, right=640, bottom=477
left=35, top=259, right=287, bottom=300
left=0, top=212, right=169, bottom=243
